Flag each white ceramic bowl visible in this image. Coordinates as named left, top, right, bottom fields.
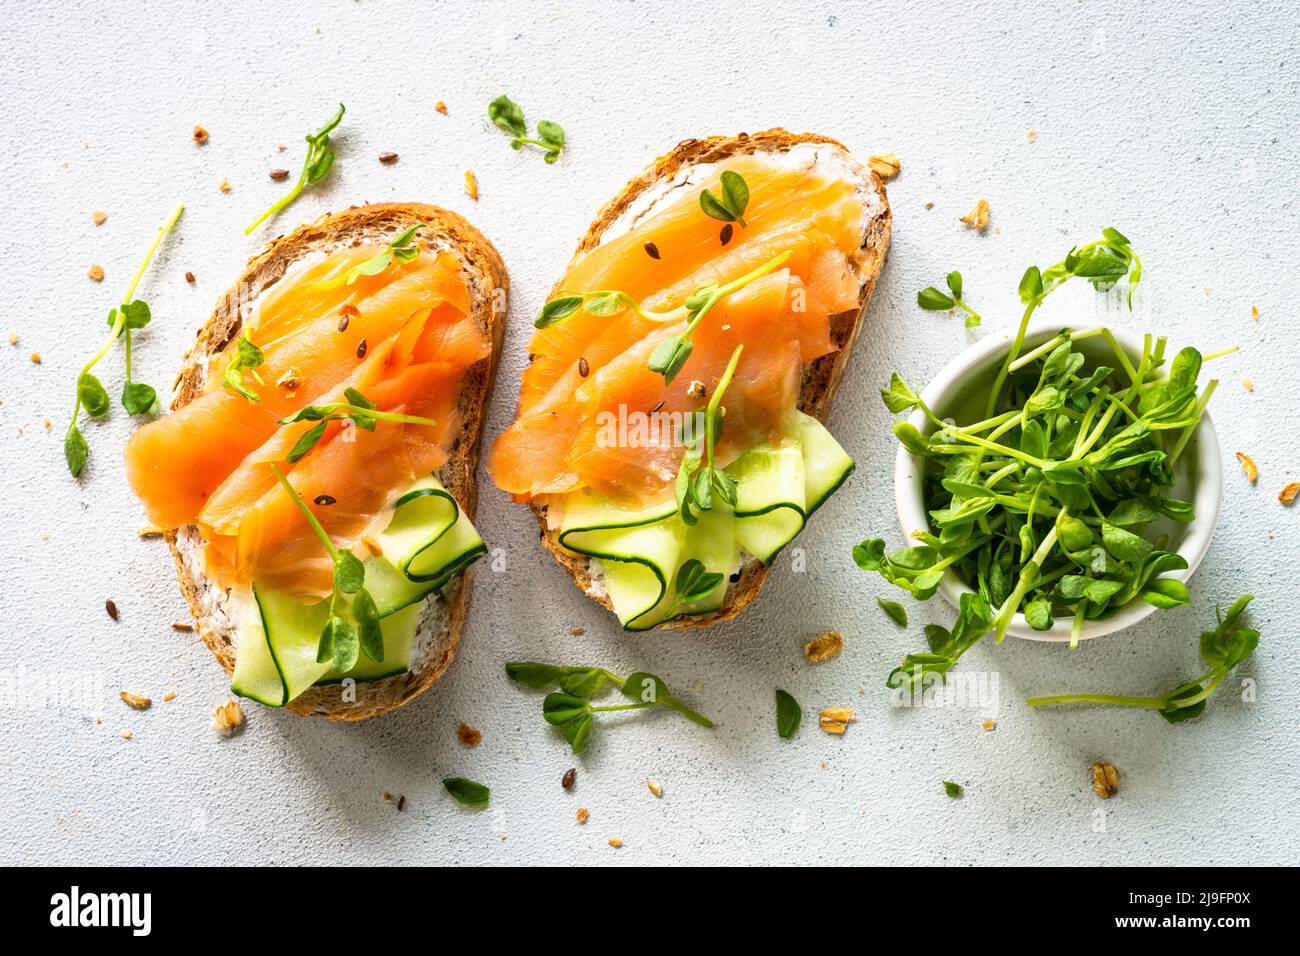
left=893, top=321, right=1222, bottom=642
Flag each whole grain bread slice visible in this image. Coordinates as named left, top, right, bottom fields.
left=528, top=129, right=892, bottom=628
left=165, top=203, right=507, bottom=719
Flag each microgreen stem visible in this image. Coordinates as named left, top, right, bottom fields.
left=278, top=404, right=439, bottom=429
left=66, top=204, right=183, bottom=441
left=705, top=345, right=744, bottom=470
left=1167, top=379, right=1217, bottom=466
left=992, top=515, right=1062, bottom=644
left=270, top=463, right=337, bottom=560
left=1008, top=326, right=1105, bottom=372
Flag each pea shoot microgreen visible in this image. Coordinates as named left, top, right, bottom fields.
left=65, top=204, right=183, bottom=477
left=270, top=463, right=383, bottom=673
left=505, top=661, right=713, bottom=754
left=858, top=230, right=1233, bottom=688
left=222, top=336, right=266, bottom=403
left=245, top=103, right=345, bottom=235
left=877, top=597, right=908, bottom=627
left=536, top=250, right=790, bottom=384
left=917, top=271, right=982, bottom=328
left=314, top=225, right=422, bottom=290
left=699, top=170, right=750, bottom=227
left=675, top=344, right=743, bottom=523
left=1027, top=595, right=1258, bottom=723
left=668, top=558, right=725, bottom=617
left=488, top=95, right=565, bottom=163
left=943, top=780, right=964, bottom=798
left=277, top=387, right=438, bottom=462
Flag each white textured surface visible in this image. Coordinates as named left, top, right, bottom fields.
left=1, top=0, right=1297, bottom=866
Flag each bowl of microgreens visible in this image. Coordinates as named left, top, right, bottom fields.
left=857, top=230, right=1230, bottom=679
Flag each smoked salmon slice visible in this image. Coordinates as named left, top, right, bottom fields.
left=126, top=243, right=488, bottom=595
left=489, top=154, right=865, bottom=503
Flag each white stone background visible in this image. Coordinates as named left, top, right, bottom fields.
left=0, top=0, right=1296, bottom=866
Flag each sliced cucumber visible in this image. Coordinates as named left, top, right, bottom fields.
left=799, top=412, right=856, bottom=514
left=552, top=413, right=855, bottom=630
left=254, top=586, right=334, bottom=703
left=230, top=474, right=487, bottom=706
left=373, top=479, right=459, bottom=579
left=231, top=595, right=287, bottom=707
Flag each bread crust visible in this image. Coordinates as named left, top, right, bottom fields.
left=526, top=129, right=891, bottom=629
left=165, top=203, right=507, bottom=719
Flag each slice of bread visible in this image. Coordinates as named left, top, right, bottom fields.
left=164, top=203, right=507, bottom=719
left=528, top=129, right=892, bottom=628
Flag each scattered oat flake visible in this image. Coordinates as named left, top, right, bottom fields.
left=29, top=352, right=41, bottom=364
left=276, top=368, right=302, bottom=391
left=1242, top=377, right=1254, bottom=392
left=576, top=807, right=589, bottom=824
left=608, top=837, right=623, bottom=848
left=92, top=210, right=108, bottom=225
left=464, top=169, right=479, bottom=200
left=382, top=791, right=394, bottom=802
left=867, top=152, right=900, bottom=179
left=982, top=719, right=996, bottom=732
left=219, top=178, right=231, bottom=193
left=568, top=626, right=585, bottom=636
left=803, top=629, right=844, bottom=664
left=43, top=419, right=51, bottom=430
left=818, top=706, right=855, bottom=734
left=1091, top=760, right=1119, bottom=798
left=211, top=699, right=245, bottom=736
left=1235, top=452, right=1258, bottom=484
left=120, top=691, right=151, bottom=710
left=192, top=124, right=209, bottom=144
left=172, top=622, right=193, bottom=632
left=923, top=201, right=934, bottom=210
left=87, top=264, right=104, bottom=282
left=119, top=729, right=133, bottom=740
left=960, top=199, right=990, bottom=230
left=1251, top=304, right=1259, bottom=320
left=435, top=100, right=448, bottom=115
left=7, top=331, right=17, bottom=346
left=162, top=691, right=176, bottom=702
left=457, top=721, right=482, bottom=746
left=1027, top=128, right=1038, bottom=142
left=646, top=780, right=663, bottom=798
left=1279, top=482, right=1300, bottom=505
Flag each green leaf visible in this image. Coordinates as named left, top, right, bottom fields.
left=1101, top=520, right=1153, bottom=563
left=852, top=538, right=886, bottom=571
left=584, top=291, right=627, bottom=317
left=504, top=661, right=562, bottom=689
left=877, top=597, right=908, bottom=628
left=77, top=372, right=111, bottom=419
left=1141, top=577, right=1189, bottom=609
left=353, top=588, right=384, bottom=662
left=536, top=119, right=565, bottom=150
left=946, top=271, right=963, bottom=299
left=562, top=711, right=593, bottom=753
left=1018, top=265, right=1043, bottom=303
left=488, top=95, right=526, bottom=137
left=675, top=558, right=723, bottom=605
left=310, top=102, right=346, bottom=144
left=287, top=420, right=328, bottom=463
left=536, top=294, right=584, bottom=328
left=334, top=549, right=366, bottom=594
left=917, top=287, right=956, bottom=310
left=543, top=693, right=590, bottom=726
left=557, top=667, right=607, bottom=698
left=1160, top=683, right=1208, bottom=724
left=442, top=776, right=490, bottom=807
left=719, top=170, right=749, bottom=222
left=647, top=335, right=692, bottom=384
left=1024, top=596, right=1054, bottom=631
left=343, top=387, right=377, bottom=410
left=881, top=372, right=920, bottom=413
left=775, top=688, right=801, bottom=739
left=699, top=188, right=736, bottom=223
left=64, top=425, right=88, bottom=477
left=893, top=420, right=929, bottom=455
left=942, top=780, right=964, bottom=798
left=325, top=616, right=359, bottom=672
left=120, top=381, right=158, bottom=416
